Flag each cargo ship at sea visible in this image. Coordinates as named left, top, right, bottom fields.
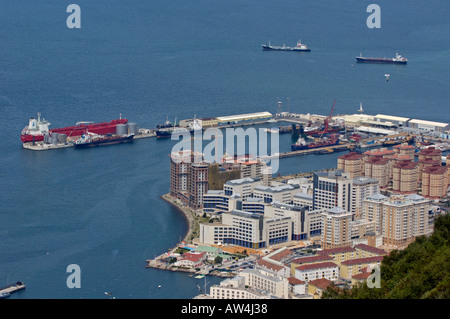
left=74, top=133, right=134, bottom=148
left=262, top=40, right=310, bottom=52
left=355, top=52, right=407, bottom=64
left=291, top=135, right=340, bottom=151
left=20, top=113, right=128, bottom=143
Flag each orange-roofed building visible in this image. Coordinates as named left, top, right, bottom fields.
left=307, top=278, right=333, bottom=298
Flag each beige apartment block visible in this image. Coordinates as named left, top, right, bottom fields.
left=380, top=194, right=431, bottom=250
left=337, top=152, right=365, bottom=179
left=320, top=207, right=353, bottom=250
left=422, top=166, right=448, bottom=199
left=392, top=160, right=418, bottom=194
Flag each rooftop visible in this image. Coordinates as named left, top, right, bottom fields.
left=354, top=244, right=387, bottom=255
left=307, top=278, right=333, bottom=290
left=295, top=262, right=338, bottom=271
left=255, top=258, right=285, bottom=272
left=254, top=184, right=299, bottom=193
left=326, top=206, right=348, bottom=215
left=366, top=193, right=387, bottom=201
left=217, top=111, right=272, bottom=122
left=317, top=246, right=356, bottom=255
left=341, top=255, right=384, bottom=266
left=375, top=114, right=410, bottom=122
left=352, top=177, right=379, bottom=185
left=352, top=272, right=372, bottom=280
left=338, top=152, right=364, bottom=160
left=423, top=166, right=448, bottom=174
left=292, top=255, right=334, bottom=264
left=288, top=277, right=306, bottom=285
left=409, top=119, right=449, bottom=127
left=225, top=177, right=259, bottom=186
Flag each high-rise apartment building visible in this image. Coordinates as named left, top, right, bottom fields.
left=392, top=160, right=418, bottom=194
left=313, top=170, right=379, bottom=218
left=337, top=152, right=365, bottom=179
left=422, top=166, right=448, bottom=199
left=169, top=150, right=209, bottom=209
left=320, top=207, right=353, bottom=250
left=363, top=193, right=431, bottom=250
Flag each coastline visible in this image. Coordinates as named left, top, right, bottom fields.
left=161, top=193, right=196, bottom=244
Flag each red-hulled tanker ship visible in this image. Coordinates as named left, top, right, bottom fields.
left=20, top=113, right=128, bottom=143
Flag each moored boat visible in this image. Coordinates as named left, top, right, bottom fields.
left=291, top=135, right=340, bottom=151
left=21, top=113, right=128, bottom=143
left=74, top=133, right=134, bottom=148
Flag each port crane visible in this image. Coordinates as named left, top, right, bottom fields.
left=319, top=99, right=336, bottom=139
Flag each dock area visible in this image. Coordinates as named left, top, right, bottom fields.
left=0, top=281, right=26, bottom=298
left=22, top=128, right=156, bottom=151
left=134, top=129, right=156, bottom=139
left=22, top=141, right=74, bottom=151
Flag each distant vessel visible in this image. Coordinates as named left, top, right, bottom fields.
left=0, top=291, right=10, bottom=299
left=21, top=113, right=128, bottom=143
left=155, top=127, right=190, bottom=138
left=356, top=52, right=407, bottom=64
left=156, top=116, right=179, bottom=129
left=155, top=116, right=202, bottom=138
left=74, top=133, right=134, bottom=148
left=291, top=135, right=340, bottom=151
left=262, top=40, right=310, bottom=52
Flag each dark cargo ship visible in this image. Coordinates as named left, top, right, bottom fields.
left=356, top=52, right=407, bottom=64
left=74, top=133, right=134, bottom=148
left=291, top=135, right=340, bottom=151
left=262, top=40, right=310, bottom=52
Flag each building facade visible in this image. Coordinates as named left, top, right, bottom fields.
left=320, top=207, right=353, bottom=250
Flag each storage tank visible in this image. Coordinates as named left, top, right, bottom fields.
left=57, top=134, right=67, bottom=143
left=127, top=123, right=138, bottom=135
left=51, top=133, right=59, bottom=144
left=116, top=124, right=128, bottom=136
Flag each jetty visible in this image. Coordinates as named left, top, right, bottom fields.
left=0, top=281, right=26, bottom=298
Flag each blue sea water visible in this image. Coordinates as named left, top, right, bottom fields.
left=0, top=0, right=448, bottom=298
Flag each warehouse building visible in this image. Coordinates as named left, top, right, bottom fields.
left=216, top=111, right=272, bottom=125
left=374, top=114, right=410, bottom=127
left=407, top=119, right=450, bottom=134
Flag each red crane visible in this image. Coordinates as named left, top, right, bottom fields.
left=319, top=99, right=336, bottom=138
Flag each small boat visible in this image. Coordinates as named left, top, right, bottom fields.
left=262, top=40, right=310, bottom=52
left=0, top=291, right=10, bottom=299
